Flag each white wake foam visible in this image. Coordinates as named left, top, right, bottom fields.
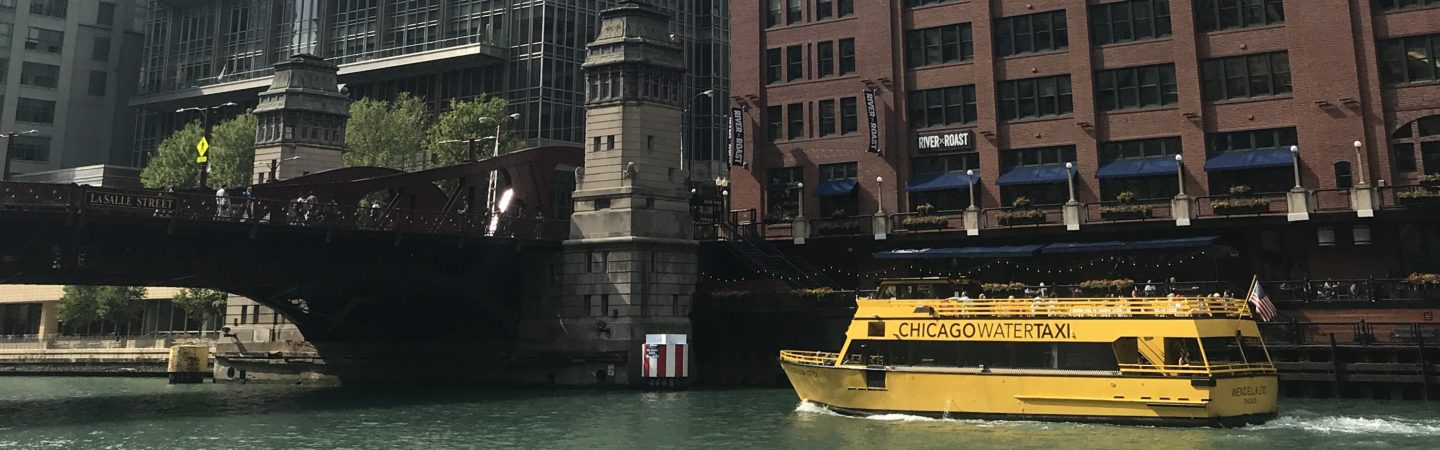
left=1252, top=415, right=1440, bottom=436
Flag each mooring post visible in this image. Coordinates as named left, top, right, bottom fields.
left=1329, top=332, right=1344, bottom=398
left=1417, top=324, right=1432, bottom=401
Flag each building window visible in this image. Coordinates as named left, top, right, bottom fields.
left=1391, top=115, right=1440, bottom=174
left=767, top=0, right=782, bottom=27
left=999, top=75, right=1072, bottom=121
left=1099, top=137, right=1182, bottom=200
left=1378, top=33, right=1440, bottom=85
left=1334, top=162, right=1353, bottom=189
left=1201, top=52, right=1291, bottom=101
left=907, top=0, right=952, bottom=6
left=1196, top=0, right=1284, bottom=32
left=767, top=167, right=803, bottom=221
left=841, top=97, right=859, bottom=134
left=238, top=305, right=248, bottom=324
left=787, top=103, right=805, bottom=139
left=97, top=3, right=116, bottom=26
left=818, top=162, right=859, bottom=217
left=1206, top=127, right=1298, bottom=194
left=12, top=135, right=49, bottom=162
left=1091, top=0, right=1172, bottom=45
left=25, top=27, right=64, bottom=54
left=588, top=251, right=608, bottom=273
left=994, top=10, right=1068, bottom=57
left=908, top=85, right=978, bottom=129
left=766, top=48, right=782, bottom=84
left=786, top=45, right=803, bottom=81
left=817, top=0, right=832, bottom=20
left=817, top=41, right=834, bottom=77
left=787, top=0, right=802, bottom=25
left=1373, top=0, right=1440, bottom=11
left=92, top=37, right=110, bottom=61
left=28, top=0, right=66, bottom=18
left=88, top=71, right=107, bottom=96
left=906, top=23, right=974, bottom=68
left=19, top=62, right=59, bottom=89
left=1209, top=127, right=1297, bottom=154
left=0, top=58, right=8, bottom=85
left=607, top=135, right=615, bottom=150
left=15, top=98, right=55, bottom=124
left=0, top=0, right=12, bottom=10
left=1001, top=146, right=1077, bottom=205
left=767, top=105, right=783, bottom=142
left=838, top=38, right=856, bottom=74
left=838, top=0, right=853, bottom=16
left=818, top=100, right=837, bottom=136
left=0, top=23, right=11, bottom=52
left=592, top=136, right=601, bottom=152
left=1095, top=64, right=1178, bottom=111
left=910, top=152, right=979, bottom=211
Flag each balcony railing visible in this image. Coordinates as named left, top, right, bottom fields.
left=1084, top=200, right=1174, bottom=223
left=1194, top=193, right=1288, bottom=218
left=1259, top=321, right=1440, bottom=346
left=1311, top=188, right=1353, bottom=212
left=889, top=210, right=966, bottom=233
left=1380, top=184, right=1440, bottom=209
left=982, top=204, right=1065, bottom=229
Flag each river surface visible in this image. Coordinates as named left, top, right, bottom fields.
left=0, top=377, right=1436, bottom=449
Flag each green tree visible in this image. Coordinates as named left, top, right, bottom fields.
left=426, top=96, right=514, bottom=167
left=345, top=94, right=430, bottom=169
left=171, top=288, right=228, bottom=321
left=141, top=112, right=258, bottom=189
left=58, top=285, right=147, bottom=331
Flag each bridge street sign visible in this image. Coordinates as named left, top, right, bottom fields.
left=85, top=191, right=176, bottom=211
left=195, top=137, right=210, bottom=163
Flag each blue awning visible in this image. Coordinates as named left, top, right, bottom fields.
left=1204, top=148, right=1293, bottom=172
left=1096, top=157, right=1178, bottom=179
left=1040, top=241, right=1130, bottom=254
left=907, top=172, right=978, bottom=192
left=1124, top=236, right=1218, bottom=250
left=996, top=165, right=1075, bottom=186
left=873, top=244, right=1044, bottom=260
left=812, top=179, right=858, bottom=197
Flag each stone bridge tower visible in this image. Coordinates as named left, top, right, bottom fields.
left=543, top=0, right=697, bottom=386
left=252, top=54, right=349, bottom=184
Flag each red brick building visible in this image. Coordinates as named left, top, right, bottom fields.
left=717, top=0, right=1440, bottom=285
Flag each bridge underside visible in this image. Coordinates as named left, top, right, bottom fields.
left=0, top=208, right=556, bottom=344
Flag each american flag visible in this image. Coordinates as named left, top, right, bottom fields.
left=1247, top=282, right=1278, bottom=322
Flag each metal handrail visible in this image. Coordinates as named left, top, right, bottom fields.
left=903, top=297, right=1254, bottom=319
left=1118, top=362, right=1276, bottom=376
left=779, top=350, right=840, bottom=367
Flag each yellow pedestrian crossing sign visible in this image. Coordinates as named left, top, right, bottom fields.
left=195, top=137, right=210, bottom=163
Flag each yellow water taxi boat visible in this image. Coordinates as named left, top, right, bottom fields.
left=780, top=278, right=1278, bottom=427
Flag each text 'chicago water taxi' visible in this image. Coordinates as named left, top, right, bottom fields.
left=780, top=278, right=1277, bottom=427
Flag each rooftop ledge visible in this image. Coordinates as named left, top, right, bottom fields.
left=130, top=42, right=507, bottom=107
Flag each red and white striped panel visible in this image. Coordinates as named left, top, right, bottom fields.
left=642, top=343, right=689, bottom=378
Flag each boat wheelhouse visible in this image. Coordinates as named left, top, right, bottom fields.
left=780, top=278, right=1278, bottom=427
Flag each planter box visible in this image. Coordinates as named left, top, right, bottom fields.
left=1420, top=179, right=1440, bottom=189
left=1213, top=203, right=1269, bottom=215
left=903, top=221, right=949, bottom=231
left=1100, top=209, right=1152, bottom=221
left=998, top=214, right=1047, bottom=226
left=1398, top=196, right=1440, bottom=208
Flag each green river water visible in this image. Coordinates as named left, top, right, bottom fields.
left=0, top=377, right=1435, bottom=449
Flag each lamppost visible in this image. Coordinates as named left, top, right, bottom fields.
left=876, top=176, right=884, bottom=213
left=681, top=89, right=716, bottom=183
left=714, top=175, right=730, bottom=224
left=1174, top=154, right=1185, bottom=196
left=1289, top=145, right=1302, bottom=189
left=966, top=169, right=976, bottom=208
left=1353, top=140, right=1368, bottom=185
left=795, top=181, right=805, bottom=218
left=256, top=156, right=301, bottom=183
left=1064, top=162, right=1076, bottom=202
left=1, top=129, right=40, bottom=181
left=176, top=102, right=239, bottom=188
left=480, top=113, right=520, bottom=216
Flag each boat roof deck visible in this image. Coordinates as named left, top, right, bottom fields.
left=862, top=297, right=1253, bottom=319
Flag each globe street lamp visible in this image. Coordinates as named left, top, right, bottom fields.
left=681, top=89, right=716, bottom=181
left=1174, top=154, right=1185, bottom=196
left=1064, top=162, right=1076, bottom=203
left=966, top=169, right=976, bottom=209
left=1353, top=140, right=1367, bottom=185
left=1289, top=145, right=1302, bottom=190
left=876, top=176, right=885, bottom=214
left=796, top=181, right=805, bottom=218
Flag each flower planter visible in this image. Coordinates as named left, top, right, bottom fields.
left=1398, top=195, right=1440, bottom=208
left=1213, top=202, right=1269, bottom=215
left=1419, top=179, right=1440, bottom=189
left=1100, top=209, right=1152, bottom=221
left=904, top=221, right=949, bottom=231
left=998, top=214, right=1047, bottom=227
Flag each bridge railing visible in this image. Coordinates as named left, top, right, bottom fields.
left=0, top=182, right=571, bottom=241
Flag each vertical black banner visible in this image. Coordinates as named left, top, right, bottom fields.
left=729, top=107, right=746, bottom=166
left=865, top=89, right=880, bottom=154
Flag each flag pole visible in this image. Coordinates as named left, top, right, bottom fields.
left=1245, top=275, right=1259, bottom=318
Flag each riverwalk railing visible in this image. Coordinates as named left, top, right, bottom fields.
left=0, top=181, right=570, bottom=242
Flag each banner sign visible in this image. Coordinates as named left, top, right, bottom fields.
left=864, top=89, right=880, bottom=154
left=916, top=130, right=975, bottom=153
left=85, top=191, right=175, bottom=211
left=728, top=107, right=746, bottom=166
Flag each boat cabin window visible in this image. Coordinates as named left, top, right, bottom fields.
left=1201, top=336, right=1271, bottom=365
left=874, top=282, right=978, bottom=299
left=1165, top=338, right=1202, bottom=366
left=844, top=340, right=1119, bottom=371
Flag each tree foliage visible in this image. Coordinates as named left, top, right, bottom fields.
left=58, top=285, right=147, bottom=327
left=141, top=112, right=258, bottom=189
left=171, top=288, right=229, bottom=320
left=344, top=93, right=430, bottom=169
left=427, top=96, right=514, bottom=167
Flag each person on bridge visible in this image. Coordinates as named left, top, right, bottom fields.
left=242, top=186, right=255, bottom=220
left=215, top=187, right=229, bottom=218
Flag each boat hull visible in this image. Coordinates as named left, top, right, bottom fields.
left=780, top=360, right=1277, bottom=428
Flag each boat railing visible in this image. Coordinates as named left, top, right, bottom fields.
left=917, top=297, right=1253, bottom=319
left=1117, top=362, right=1277, bottom=376
left=779, top=350, right=840, bottom=367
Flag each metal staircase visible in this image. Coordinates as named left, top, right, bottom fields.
left=715, top=222, right=837, bottom=290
